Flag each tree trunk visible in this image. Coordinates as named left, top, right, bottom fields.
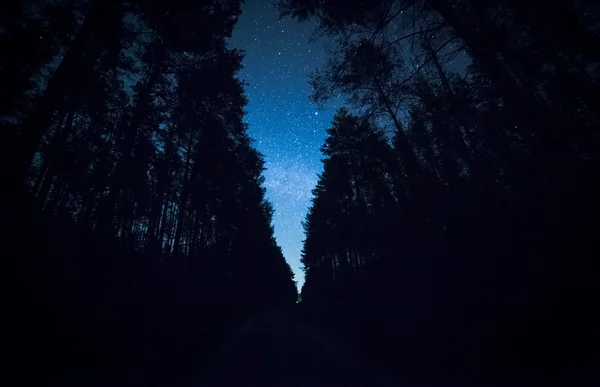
left=368, top=64, right=424, bottom=191
left=32, top=107, right=70, bottom=195
left=103, top=51, right=164, bottom=229
left=13, top=0, right=120, bottom=184
left=425, top=0, right=571, bottom=182
left=35, top=107, right=77, bottom=206
left=172, top=133, right=196, bottom=258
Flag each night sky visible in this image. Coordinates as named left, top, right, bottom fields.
left=229, top=1, right=342, bottom=289
left=228, top=1, right=469, bottom=290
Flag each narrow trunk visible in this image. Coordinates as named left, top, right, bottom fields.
left=32, top=107, right=70, bottom=195
left=157, top=191, right=171, bottom=256
left=426, top=0, right=570, bottom=181
left=104, top=53, right=163, bottom=228
left=35, top=107, right=77, bottom=205
left=13, top=0, right=120, bottom=183
left=172, top=134, right=196, bottom=258
left=369, top=66, right=423, bottom=186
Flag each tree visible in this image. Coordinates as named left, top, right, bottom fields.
left=301, top=108, right=400, bottom=302
left=5, top=2, right=300, bottom=384
left=3, top=0, right=297, bottom=310
left=285, top=0, right=600, bottom=380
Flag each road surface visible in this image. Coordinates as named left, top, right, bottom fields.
left=199, top=306, right=394, bottom=387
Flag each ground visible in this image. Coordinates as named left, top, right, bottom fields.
left=199, top=305, right=395, bottom=387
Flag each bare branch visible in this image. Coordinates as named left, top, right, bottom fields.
left=397, top=37, right=454, bottom=85
left=443, top=44, right=467, bottom=62
left=368, top=1, right=416, bottom=44
left=382, top=25, right=446, bottom=49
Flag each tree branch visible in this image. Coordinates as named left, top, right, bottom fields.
left=368, top=0, right=416, bottom=44
left=397, top=37, right=454, bottom=85
left=382, top=25, right=446, bottom=49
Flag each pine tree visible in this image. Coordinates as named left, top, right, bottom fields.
left=4, top=0, right=297, bottom=311
left=301, top=108, right=399, bottom=302
left=284, top=0, right=600, bottom=378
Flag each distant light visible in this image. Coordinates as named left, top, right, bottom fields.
left=314, top=112, right=318, bottom=115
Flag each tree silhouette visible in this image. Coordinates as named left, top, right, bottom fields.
left=4, top=0, right=599, bottom=385
left=3, top=0, right=296, bottom=296
left=283, top=0, right=600, bottom=383
left=302, top=108, right=399, bottom=302
left=3, top=2, right=297, bottom=384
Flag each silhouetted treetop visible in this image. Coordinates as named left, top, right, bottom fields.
left=290, top=0, right=600, bottom=382
left=2, top=0, right=297, bottom=310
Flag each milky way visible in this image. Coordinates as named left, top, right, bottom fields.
left=228, top=0, right=341, bottom=289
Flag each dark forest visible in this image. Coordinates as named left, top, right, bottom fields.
left=2, top=0, right=599, bottom=386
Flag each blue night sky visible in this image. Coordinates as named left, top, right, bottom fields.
left=228, top=1, right=469, bottom=290
left=229, top=1, right=342, bottom=290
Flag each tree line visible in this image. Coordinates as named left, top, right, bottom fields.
left=282, top=0, right=599, bottom=382
left=2, top=0, right=297, bottom=305
left=2, top=1, right=297, bottom=382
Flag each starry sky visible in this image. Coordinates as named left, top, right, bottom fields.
left=228, top=0, right=342, bottom=290
left=228, top=1, right=469, bottom=290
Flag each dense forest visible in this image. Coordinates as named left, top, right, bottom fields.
left=3, top=0, right=600, bottom=385
left=281, top=0, right=600, bottom=384
left=2, top=0, right=296, bottom=384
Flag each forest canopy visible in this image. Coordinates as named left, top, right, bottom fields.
left=283, top=0, right=600, bottom=380
left=2, top=0, right=298, bottom=307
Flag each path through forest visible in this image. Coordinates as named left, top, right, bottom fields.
left=199, top=305, right=395, bottom=387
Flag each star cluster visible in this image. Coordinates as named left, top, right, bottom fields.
left=229, top=0, right=341, bottom=290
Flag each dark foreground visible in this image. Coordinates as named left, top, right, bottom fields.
left=4, top=201, right=599, bottom=386
left=201, top=305, right=600, bottom=387
left=6, top=294, right=600, bottom=386
left=199, top=306, right=394, bottom=387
